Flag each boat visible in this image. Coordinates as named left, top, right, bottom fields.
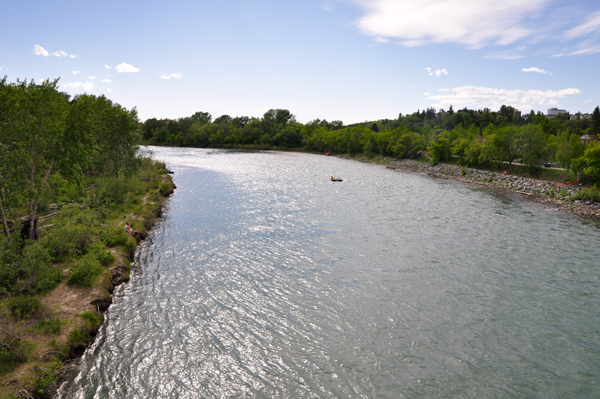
left=167, top=170, right=174, bottom=174
left=331, top=177, right=342, bottom=182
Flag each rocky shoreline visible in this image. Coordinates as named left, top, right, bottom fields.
left=348, top=156, right=600, bottom=219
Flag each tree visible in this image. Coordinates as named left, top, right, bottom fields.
left=592, top=106, right=600, bottom=137
left=515, top=124, right=546, bottom=171
left=572, top=142, right=600, bottom=183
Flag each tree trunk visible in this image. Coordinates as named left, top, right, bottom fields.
left=28, top=160, right=54, bottom=240
left=0, top=193, right=10, bottom=240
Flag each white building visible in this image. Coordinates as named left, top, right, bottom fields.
left=547, top=108, right=567, bottom=118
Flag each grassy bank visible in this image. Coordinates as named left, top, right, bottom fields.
left=0, top=158, right=176, bottom=399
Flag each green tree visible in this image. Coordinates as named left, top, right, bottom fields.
left=592, top=106, right=600, bottom=137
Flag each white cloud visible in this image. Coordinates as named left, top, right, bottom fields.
left=423, top=67, right=447, bottom=76
left=522, top=67, right=551, bottom=74
left=426, top=86, right=582, bottom=109
left=105, top=64, right=111, bottom=69
left=63, top=82, right=94, bottom=92
left=34, top=45, right=49, bottom=56
left=88, top=76, right=96, bottom=79
left=115, top=63, right=140, bottom=73
left=34, top=45, right=75, bottom=58
left=160, top=73, right=183, bottom=80
left=0, top=65, right=8, bottom=71
left=584, top=98, right=593, bottom=103
left=102, top=79, right=112, bottom=83
left=106, top=88, right=112, bottom=93
left=72, top=71, right=81, bottom=75
left=352, top=0, right=550, bottom=48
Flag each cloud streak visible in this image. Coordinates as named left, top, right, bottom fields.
left=33, top=45, right=75, bottom=58
left=160, top=73, right=183, bottom=80
left=423, top=67, right=448, bottom=76
left=63, top=81, right=94, bottom=92
left=426, top=86, right=582, bottom=110
left=522, top=67, right=551, bottom=74
left=353, top=0, right=550, bottom=48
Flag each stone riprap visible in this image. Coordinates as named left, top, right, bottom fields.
left=384, top=159, right=600, bottom=218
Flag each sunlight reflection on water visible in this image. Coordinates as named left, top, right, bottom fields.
left=62, top=147, right=600, bottom=398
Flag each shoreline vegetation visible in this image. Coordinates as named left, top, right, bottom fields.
left=141, top=106, right=600, bottom=199
left=0, top=77, right=176, bottom=398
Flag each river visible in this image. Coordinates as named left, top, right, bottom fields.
left=61, top=147, right=600, bottom=398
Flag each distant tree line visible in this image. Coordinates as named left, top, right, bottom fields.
left=142, top=105, right=600, bottom=183
left=0, top=77, right=141, bottom=240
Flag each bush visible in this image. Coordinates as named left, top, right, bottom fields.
left=159, top=183, right=172, bottom=196
left=68, top=254, right=102, bottom=287
left=0, top=339, right=30, bottom=373
left=573, top=185, right=600, bottom=202
left=67, top=328, right=88, bottom=346
left=6, top=295, right=41, bottom=318
left=81, top=311, right=102, bottom=328
left=101, top=226, right=128, bottom=247
left=96, top=248, right=115, bottom=265
left=34, top=318, right=65, bottom=335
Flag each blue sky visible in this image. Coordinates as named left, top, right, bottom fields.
left=2, top=0, right=600, bottom=124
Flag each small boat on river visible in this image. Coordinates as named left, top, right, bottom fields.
left=331, top=176, right=342, bottom=182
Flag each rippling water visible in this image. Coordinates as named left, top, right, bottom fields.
left=62, top=147, right=600, bottom=398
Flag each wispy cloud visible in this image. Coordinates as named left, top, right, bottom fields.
left=63, top=81, right=94, bottom=92
left=115, top=63, right=140, bottom=73
left=423, top=67, right=448, bottom=77
left=72, top=71, right=81, bottom=75
left=522, top=67, right=551, bottom=74
left=564, top=10, right=600, bottom=39
left=107, top=88, right=112, bottom=93
left=483, top=53, right=525, bottom=60
left=426, top=85, right=582, bottom=109
left=102, top=79, right=112, bottom=83
left=88, top=76, right=96, bottom=79
left=105, top=65, right=111, bottom=69
left=160, top=73, right=183, bottom=80
left=320, top=1, right=333, bottom=11
left=352, top=0, right=550, bottom=48
left=350, top=1, right=600, bottom=57
left=584, top=98, right=593, bottom=103
left=33, top=45, right=75, bottom=58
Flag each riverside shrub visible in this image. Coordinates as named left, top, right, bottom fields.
left=6, top=295, right=41, bottom=318
left=573, top=185, right=600, bottom=202
left=68, top=254, right=102, bottom=287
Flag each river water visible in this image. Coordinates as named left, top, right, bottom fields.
left=62, top=147, right=600, bottom=398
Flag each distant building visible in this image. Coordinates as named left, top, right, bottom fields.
left=514, top=109, right=521, bottom=118
left=547, top=108, right=567, bottom=118
left=581, top=134, right=596, bottom=143
left=570, top=114, right=578, bottom=120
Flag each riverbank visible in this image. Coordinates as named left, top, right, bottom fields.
left=341, top=154, right=600, bottom=219
left=0, top=159, right=176, bottom=399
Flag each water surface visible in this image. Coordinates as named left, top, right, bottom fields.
left=62, top=148, right=600, bottom=398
